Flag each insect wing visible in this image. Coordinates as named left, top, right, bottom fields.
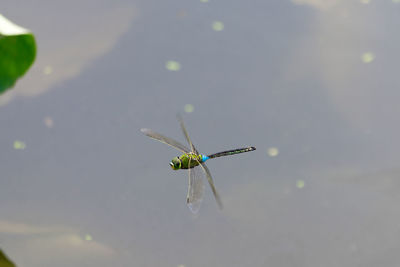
left=140, top=128, right=190, bottom=153
left=199, top=163, right=223, bottom=210
left=186, top=158, right=205, bottom=213
left=177, top=114, right=199, bottom=154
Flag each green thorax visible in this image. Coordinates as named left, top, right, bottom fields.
left=170, top=147, right=256, bottom=170
left=170, top=153, right=203, bottom=170
left=180, top=153, right=203, bottom=169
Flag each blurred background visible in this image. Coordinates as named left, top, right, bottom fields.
left=1, top=0, right=400, bottom=266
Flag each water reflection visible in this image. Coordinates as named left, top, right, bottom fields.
left=0, top=220, right=114, bottom=266
left=0, top=5, right=136, bottom=106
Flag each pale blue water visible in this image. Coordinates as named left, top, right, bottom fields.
left=1, top=1, right=400, bottom=266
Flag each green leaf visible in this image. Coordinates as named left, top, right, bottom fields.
left=0, top=249, right=16, bottom=267
left=0, top=14, right=36, bottom=94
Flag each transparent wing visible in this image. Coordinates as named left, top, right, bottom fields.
left=199, top=163, right=223, bottom=210
left=140, top=128, right=190, bottom=153
left=177, top=114, right=198, bottom=154
left=186, top=158, right=205, bottom=213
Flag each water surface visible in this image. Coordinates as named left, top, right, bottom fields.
left=1, top=1, right=400, bottom=266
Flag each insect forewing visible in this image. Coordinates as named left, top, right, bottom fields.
left=186, top=158, right=205, bottom=213
left=140, top=128, right=190, bottom=153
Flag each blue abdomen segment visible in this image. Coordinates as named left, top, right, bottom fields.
left=201, top=155, right=209, bottom=162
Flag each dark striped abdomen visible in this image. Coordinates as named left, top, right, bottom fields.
left=207, top=146, right=256, bottom=159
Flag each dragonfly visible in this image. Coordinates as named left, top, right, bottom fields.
left=140, top=115, right=256, bottom=213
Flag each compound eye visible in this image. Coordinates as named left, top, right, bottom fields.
left=175, top=161, right=181, bottom=168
